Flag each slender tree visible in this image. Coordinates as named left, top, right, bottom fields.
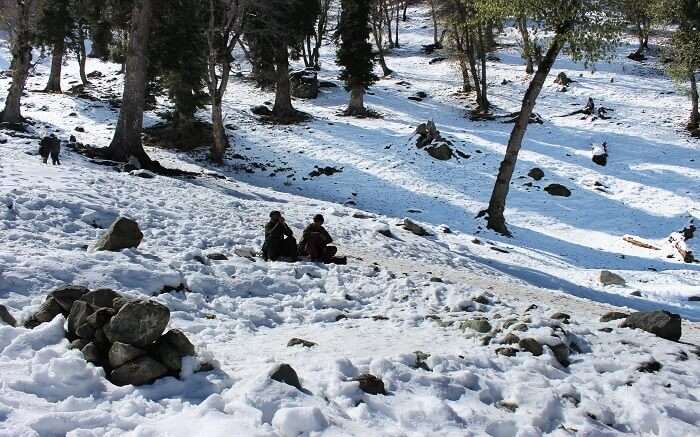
left=0, top=0, right=40, bottom=124
left=480, top=0, right=621, bottom=235
left=653, top=0, right=700, bottom=132
left=104, top=0, right=154, bottom=165
left=337, top=0, right=378, bottom=115
left=206, top=0, right=245, bottom=162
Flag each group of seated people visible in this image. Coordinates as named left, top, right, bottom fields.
left=262, top=211, right=347, bottom=264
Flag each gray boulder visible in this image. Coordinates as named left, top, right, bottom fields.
left=161, top=329, right=195, bottom=356
left=0, top=304, right=17, bottom=327
left=67, top=301, right=96, bottom=339
left=110, top=356, right=168, bottom=386
left=50, top=285, right=89, bottom=313
left=86, top=307, right=114, bottom=328
left=544, top=184, right=571, bottom=197
left=600, top=271, right=626, bottom=286
left=496, top=347, right=518, bottom=357
left=548, top=343, right=570, bottom=367
left=426, top=143, right=453, bottom=161
left=82, top=288, right=121, bottom=309
left=108, top=300, right=170, bottom=348
left=290, top=70, right=319, bottom=99
left=271, top=363, right=302, bottom=391
left=519, top=338, right=543, bottom=356
left=404, top=218, right=429, bottom=236
left=150, top=340, right=184, bottom=372
left=251, top=105, right=272, bottom=116
left=353, top=374, right=386, bottom=395
left=528, top=168, right=544, bottom=181
left=109, top=342, right=146, bottom=368
left=460, top=319, right=492, bottom=334
left=95, top=217, right=143, bottom=251
left=621, top=311, right=682, bottom=341
left=35, top=296, right=65, bottom=323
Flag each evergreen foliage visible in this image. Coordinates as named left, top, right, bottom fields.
left=336, top=0, right=378, bottom=91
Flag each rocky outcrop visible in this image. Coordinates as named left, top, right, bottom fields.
left=412, top=121, right=456, bottom=161
left=271, top=364, right=303, bottom=391
left=0, top=304, right=16, bottom=327
left=600, top=271, right=625, bottom=286
left=403, top=218, right=430, bottom=237
left=353, top=374, right=386, bottom=395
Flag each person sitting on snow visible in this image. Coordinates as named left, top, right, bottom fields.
left=299, top=214, right=345, bottom=264
left=262, top=211, right=298, bottom=261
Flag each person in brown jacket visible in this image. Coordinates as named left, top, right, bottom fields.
left=262, top=211, right=298, bottom=261
left=299, top=214, right=338, bottom=262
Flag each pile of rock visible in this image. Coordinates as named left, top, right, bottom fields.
left=412, top=121, right=455, bottom=161
left=24, top=285, right=196, bottom=386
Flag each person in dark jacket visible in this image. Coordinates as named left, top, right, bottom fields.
left=262, top=211, right=298, bottom=261
left=299, top=214, right=338, bottom=262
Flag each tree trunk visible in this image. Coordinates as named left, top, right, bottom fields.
left=45, top=39, right=65, bottom=93
left=1, top=3, right=33, bottom=124
left=689, top=72, right=699, bottom=131
left=210, top=96, right=228, bottom=163
left=272, top=44, right=295, bottom=118
left=89, top=21, right=111, bottom=60
left=483, top=35, right=566, bottom=235
left=105, top=0, right=154, bottom=165
left=346, top=83, right=365, bottom=115
left=429, top=1, right=439, bottom=45
left=77, top=28, right=89, bottom=86
left=372, top=21, right=392, bottom=76
left=464, top=31, right=482, bottom=106
left=517, top=17, right=534, bottom=74
left=477, top=26, right=489, bottom=112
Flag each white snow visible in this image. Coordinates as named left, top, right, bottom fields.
left=1, top=5, right=700, bottom=436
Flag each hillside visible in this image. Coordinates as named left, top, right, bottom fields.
left=1, top=5, right=700, bottom=437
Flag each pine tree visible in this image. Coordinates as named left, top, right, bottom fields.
left=149, top=0, right=209, bottom=129
left=35, top=0, right=74, bottom=93
left=244, top=0, right=319, bottom=121
left=336, top=0, right=378, bottom=116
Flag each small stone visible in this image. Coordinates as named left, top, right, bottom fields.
left=630, top=291, right=642, bottom=297
left=110, top=356, right=168, bottom=386
left=109, top=342, right=147, bottom=368
left=94, top=217, right=143, bottom=251
left=511, top=323, right=528, bottom=332
left=429, top=277, right=443, bottom=283
left=519, top=338, right=543, bottom=356
left=496, top=347, right=518, bottom=357
left=0, top=304, right=17, bottom=327
left=621, top=311, right=682, bottom=342
left=549, top=343, right=570, bottom=367
left=501, top=333, right=520, bottom=345
left=461, top=319, right=492, bottom=333
left=69, top=339, right=90, bottom=350
left=600, top=311, right=628, bottom=323
left=414, top=351, right=431, bottom=371
left=206, top=253, right=228, bottom=261
left=528, top=168, right=544, bottom=181
left=600, top=270, right=626, bottom=286
left=544, top=184, right=571, bottom=197
left=287, top=338, right=317, bottom=348
left=598, top=327, right=614, bottom=333
left=353, top=374, right=386, bottom=395
left=270, top=363, right=302, bottom=390
left=550, top=312, right=571, bottom=322
left=688, top=296, right=700, bottom=302
left=81, top=342, right=102, bottom=365
left=637, top=359, right=662, bottom=373
left=473, top=295, right=491, bottom=305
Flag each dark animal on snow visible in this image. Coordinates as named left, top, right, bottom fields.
left=39, top=135, right=61, bottom=165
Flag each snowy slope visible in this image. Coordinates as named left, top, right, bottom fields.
left=1, top=5, right=700, bottom=436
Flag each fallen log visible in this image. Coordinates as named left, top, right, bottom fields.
left=623, top=235, right=660, bottom=251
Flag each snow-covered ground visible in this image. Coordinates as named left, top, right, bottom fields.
left=2, top=6, right=700, bottom=436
